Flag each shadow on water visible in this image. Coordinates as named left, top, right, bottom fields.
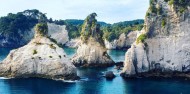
left=122, top=78, right=190, bottom=94
left=1, top=67, right=190, bottom=94
left=76, top=67, right=128, bottom=94
left=0, top=78, right=76, bottom=94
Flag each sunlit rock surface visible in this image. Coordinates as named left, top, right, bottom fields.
left=0, top=23, right=78, bottom=80
left=121, top=0, right=190, bottom=78
left=72, top=13, right=115, bottom=67
left=105, top=31, right=138, bottom=49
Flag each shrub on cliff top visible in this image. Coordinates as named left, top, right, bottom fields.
left=35, top=23, right=48, bottom=37
left=81, top=13, right=105, bottom=45
left=81, top=13, right=98, bottom=42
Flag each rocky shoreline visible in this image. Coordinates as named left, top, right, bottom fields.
left=121, top=71, right=190, bottom=80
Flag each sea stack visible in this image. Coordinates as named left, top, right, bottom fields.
left=0, top=23, right=78, bottom=80
left=72, top=13, right=115, bottom=67
left=121, top=0, right=190, bottom=78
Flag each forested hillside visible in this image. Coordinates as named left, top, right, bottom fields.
left=0, top=9, right=144, bottom=47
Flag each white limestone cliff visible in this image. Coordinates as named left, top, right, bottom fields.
left=121, top=0, right=190, bottom=77
left=48, top=23, right=69, bottom=45
left=0, top=23, right=78, bottom=80
left=72, top=13, right=115, bottom=67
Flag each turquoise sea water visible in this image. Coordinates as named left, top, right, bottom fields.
left=0, top=47, right=190, bottom=94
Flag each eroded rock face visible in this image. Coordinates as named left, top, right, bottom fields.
left=105, top=31, right=138, bottom=49
left=0, top=23, right=78, bottom=80
left=48, top=23, right=69, bottom=45
left=121, top=0, right=190, bottom=78
left=72, top=38, right=114, bottom=67
left=72, top=13, right=114, bottom=67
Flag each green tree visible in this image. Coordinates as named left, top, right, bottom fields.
left=35, top=23, right=48, bottom=36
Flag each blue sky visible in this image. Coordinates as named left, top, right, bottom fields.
left=0, top=0, right=149, bottom=24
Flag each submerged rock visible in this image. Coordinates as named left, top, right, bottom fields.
left=121, top=0, right=190, bottom=78
left=115, top=62, right=124, bottom=70
left=0, top=23, right=78, bottom=80
left=72, top=13, right=115, bottom=67
left=105, top=71, right=115, bottom=79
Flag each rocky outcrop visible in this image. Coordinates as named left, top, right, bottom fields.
left=65, top=31, right=138, bottom=49
left=121, top=0, right=190, bottom=78
left=0, top=23, right=68, bottom=47
left=105, top=31, right=138, bottom=49
left=0, top=23, right=78, bottom=80
left=72, top=13, right=115, bottom=67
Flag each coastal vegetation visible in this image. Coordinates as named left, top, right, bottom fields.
left=80, top=13, right=98, bottom=42
left=165, top=0, right=189, bottom=13
left=0, top=9, right=43, bottom=40
left=72, top=13, right=115, bottom=67
left=136, top=34, right=147, bottom=44
left=161, top=19, right=166, bottom=27
left=102, top=20, right=144, bottom=42
left=147, top=0, right=189, bottom=17
left=33, top=49, right=38, bottom=55
left=146, top=0, right=163, bottom=17
left=65, top=19, right=144, bottom=42
left=35, top=23, right=48, bottom=36
left=0, top=9, right=144, bottom=45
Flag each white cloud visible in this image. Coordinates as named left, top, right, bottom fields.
left=0, top=0, right=149, bottom=23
